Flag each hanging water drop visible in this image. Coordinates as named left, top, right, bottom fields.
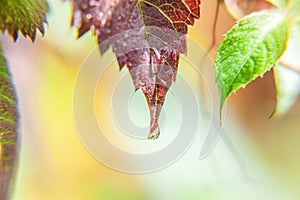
left=89, top=0, right=96, bottom=6
left=146, top=102, right=163, bottom=140
left=148, top=126, right=160, bottom=140
left=81, top=2, right=88, bottom=9
left=84, top=13, right=92, bottom=22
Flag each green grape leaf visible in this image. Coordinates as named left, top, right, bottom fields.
left=0, top=45, right=18, bottom=199
left=0, top=0, right=48, bottom=41
left=215, top=9, right=289, bottom=112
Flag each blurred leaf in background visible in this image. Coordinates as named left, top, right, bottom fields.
left=0, top=44, right=18, bottom=199
left=0, top=0, right=48, bottom=41
left=274, top=34, right=300, bottom=116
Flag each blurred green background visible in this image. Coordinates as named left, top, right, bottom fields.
left=1, top=0, right=300, bottom=199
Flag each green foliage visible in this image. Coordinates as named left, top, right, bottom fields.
left=0, top=0, right=48, bottom=41
left=0, top=0, right=47, bottom=198
left=0, top=45, right=18, bottom=199
left=215, top=10, right=289, bottom=111
left=288, top=0, right=300, bottom=18
left=295, top=20, right=300, bottom=40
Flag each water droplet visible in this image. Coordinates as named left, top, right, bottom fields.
left=148, top=127, right=160, bottom=140
left=95, top=1, right=101, bottom=6
left=89, top=0, right=96, bottom=6
left=147, top=103, right=163, bottom=140
left=110, top=1, right=116, bottom=7
left=98, top=12, right=104, bottom=18
left=73, top=10, right=82, bottom=27
left=100, top=16, right=107, bottom=25
left=81, top=2, right=88, bottom=9
left=85, top=13, right=92, bottom=20
left=94, top=28, right=100, bottom=35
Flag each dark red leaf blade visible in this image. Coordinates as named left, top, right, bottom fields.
left=71, top=0, right=201, bottom=139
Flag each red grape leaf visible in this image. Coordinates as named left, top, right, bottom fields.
left=71, top=0, right=201, bottom=139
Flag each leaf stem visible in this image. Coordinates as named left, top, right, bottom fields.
left=279, top=60, right=300, bottom=73
left=209, top=0, right=221, bottom=54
